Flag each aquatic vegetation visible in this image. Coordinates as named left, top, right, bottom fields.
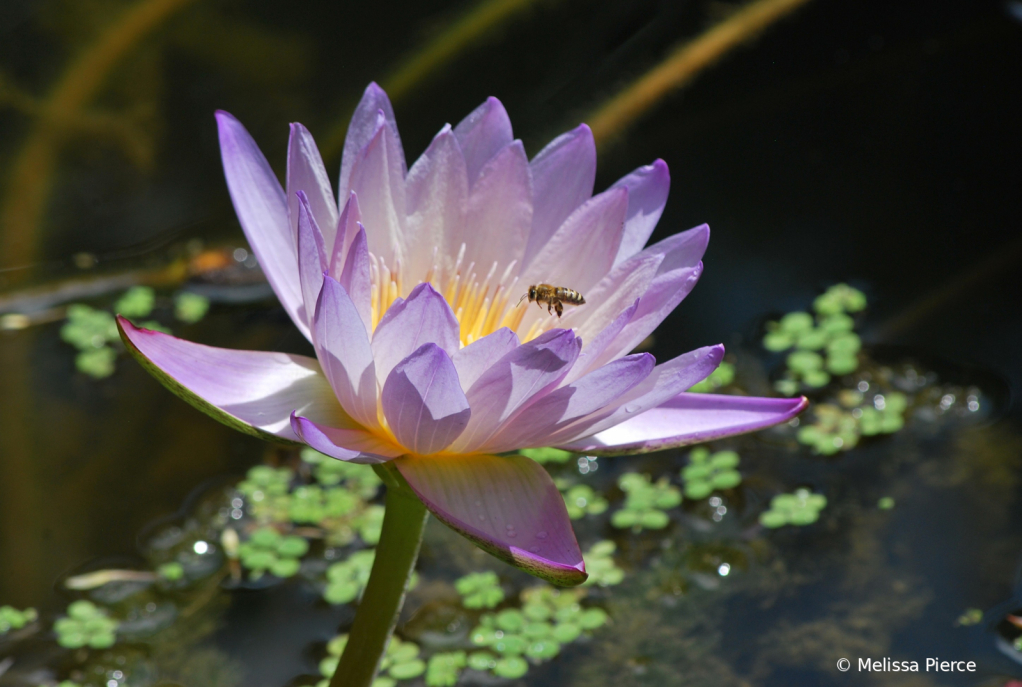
left=237, top=527, right=309, bottom=579
left=114, top=286, right=156, bottom=318
left=681, top=447, right=742, bottom=499
left=425, top=651, right=467, bottom=687
left=519, top=447, right=574, bottom=464
left=454, top=571, right=505, bottom=609
left=319, top=635, right=425, bottom=687
left=561, top=483, right=609, bottom=520
left=324, top=551, right=376, bottom=605
left=0, top=605, right=37, bottom=634
left=611, top=473, right=682, bottom=531
left=877, top=497, right=895, bottom=510
left=54, top=600, right=118, bottom=650
left=687, top=360, right=735, bottom=393
left=581, top=540, right=624, bottom=587
left=173, top=292, right=211, bottom=323
left=765, top=283, right=867, bottom=395
left=759, top=488, right=827, bottom=528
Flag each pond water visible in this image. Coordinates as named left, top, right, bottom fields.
left=1, top=0, right=1021, bottom=686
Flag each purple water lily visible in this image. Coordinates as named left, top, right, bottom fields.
left=119, top=83, right=806, bottom=586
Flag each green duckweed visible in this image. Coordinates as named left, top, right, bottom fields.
left=681, top=448, right=742, bottom=499
left=611, top=473, right=681, bottom=531
left=562, top=483, right=609, bottom=520
left=54, top=600, right=118, bottom=650
left=454, top=571, right=505, bottom=609
left=759, top=488, right=827, bottom=528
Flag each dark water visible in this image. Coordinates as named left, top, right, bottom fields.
left=1, top=0, right=1021, bottom=685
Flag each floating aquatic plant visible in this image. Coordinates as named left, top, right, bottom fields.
left=54, top=600, right=118, bottom=650
left=237, top=527, right=310, bottom=579
left=562, top=483, right=609, bottom=520
left=425, top=651, right=467, bottom=687
left=519, top=447, right=574, bottom=464
left=765, top=284, right=866, bottom=395
left=681, top=447, right=741, bottom=499
left=0, top=605, right=37, bottom=634
left=581, top=540, right=624, bottom=587
left=611, top=473, right=682, bottom=531
left=319, top=635, right=426, bottom=687
left=173, top=292, right=211, bottom=323
left=323, top=550, right=377, bottom=605
left=455, top=571, right=505, bottom=609
left=759, top=488, right=827, bottom=528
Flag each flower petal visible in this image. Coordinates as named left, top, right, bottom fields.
left=610, top=159, right=670, bottom=267
left=394, top=453, right=586, bottom=585
left=545, top=344, right=725, bottom=446
left=404, top=125, right=469, bottom=282
left=518, top=185, right=628, bottom=306
left=524, top=124, right=596, bottom=268
left=330, top=191, right=363, bottom=276
left=345, top=113, right=407, bottom=266
left=483, top=353, right=655, bottom=453
left=288, top=122, right=339, bottom=255
left=452, top=329, right=581, bottom=453
left=451, top=327, right=519, bottom=391
left=559, top=393, right=809, bottom=455
left=382, top=343, right=472, bottom=455
left=215, top=111, right=307, bottom=340
left=314, top=277, right=379, bottom=428
left=296, top=191, right=326, bottom=333
left=117, top=316, right=342, bottom=442
left=339, top=82, right=405, bottom=201
left=453, top=96, right=513, bottom=186
left=291, top=413, right=401, bottom=463
left=460, top=141, right=532, bottom=280
left=371, top=282, right=461, bottom=386
left=335, top=224, right=373, bottom=335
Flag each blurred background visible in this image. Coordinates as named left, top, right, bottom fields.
left=1, top=0, right=1021, bottom=685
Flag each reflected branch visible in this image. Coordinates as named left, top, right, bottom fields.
left=587, top=0, right=815, bottom=148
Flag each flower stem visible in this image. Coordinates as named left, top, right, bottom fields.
left=330, top=466, right=428, bottom=687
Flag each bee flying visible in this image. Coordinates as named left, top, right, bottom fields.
left=516, top=284, right=586, bottom=318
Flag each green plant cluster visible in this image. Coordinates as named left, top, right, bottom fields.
left=688, top=361, right=735, bottom=393
left=425, top=651, right=467, bottom=687
left=611, top=473, right=681, bottom=530
left=237, top=527, right=309, bottom=579
left=468, top=587, right=608, bottom=679
left=0, top=605, right=37, bottom=634
left=764, top=284, right=867, bottom=395
left=60, top=287, right=208, bottom=379
left=520, top=447, right=573, bottom=464
left=797, top=390, right=908, bottom=454
left=562, top=483, right=608, bottom=520
left=323, top=550, right=376, bottom=605
left=581, top=540, right=624, bottom=587
left=318, top=635, right=425, bottom=687
left=759, top=488, right=827, bottom=528
left=54, top=600, right=118, bottom=649
left=681, top=448, right=741, bottom=499
left=455, top=571, right=505, bottom=609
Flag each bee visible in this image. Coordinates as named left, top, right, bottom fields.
left=517, top=284, right=586, bottom=318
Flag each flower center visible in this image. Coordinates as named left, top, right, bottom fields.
left=367, top=244, right=556, bottom=347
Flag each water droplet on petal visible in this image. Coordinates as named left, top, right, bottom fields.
left=529, top=546, right=540, bottom=553
left=536, top=531, right=548, bottom=539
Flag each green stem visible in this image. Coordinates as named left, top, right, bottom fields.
left=330, top=465, right=428, bottom=687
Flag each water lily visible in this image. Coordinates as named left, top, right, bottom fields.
left=119, top=83, right=806, bottom=587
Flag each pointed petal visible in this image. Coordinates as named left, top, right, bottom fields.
left=288, top=123, right=339, bottom=255
left=371, top=282, right=461, bottom=385
left=459, top=141, right=532, bottom=279
left=519, top=186, right=628, bottom=299
left=335, top=224, right=373, bottom=335
left=483, top=353, right=655, bottom=453
left=544, top=344, right=725, bottom=446
left=291, top=413, right=402, bottom=463
left=452, top=329, right=581, bottom=453
left=524, top=124, right=596, bottom=268
left=330, top=191, right=363, bottom=276
left=404, top=125, right=469, bottom=281
left=215, top=111, right=307, bottom=340
left=453, top=96, right=513, bottom=186
left=296, top=191, right=326, bottom=332
left=346, top=115, right=407, bottom=266
left=451, top=327, right=519, bottom=391
left=314, top=277, right=379, bottom=428
left=564, top=299, right=640, bottom=385
left=118, top=317, right=342, bottom=442
left=339, top=83, right=405, bottom=200
left=382, top=343, right=471, bottom=455
left=559, top=394, right=809, bottom=455
left=394, top=453, right=586, bottom=585
left=610, top=159, right=670, bottom=267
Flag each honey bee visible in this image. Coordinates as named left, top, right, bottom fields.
left=517, top=284, right=586, bottom=318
